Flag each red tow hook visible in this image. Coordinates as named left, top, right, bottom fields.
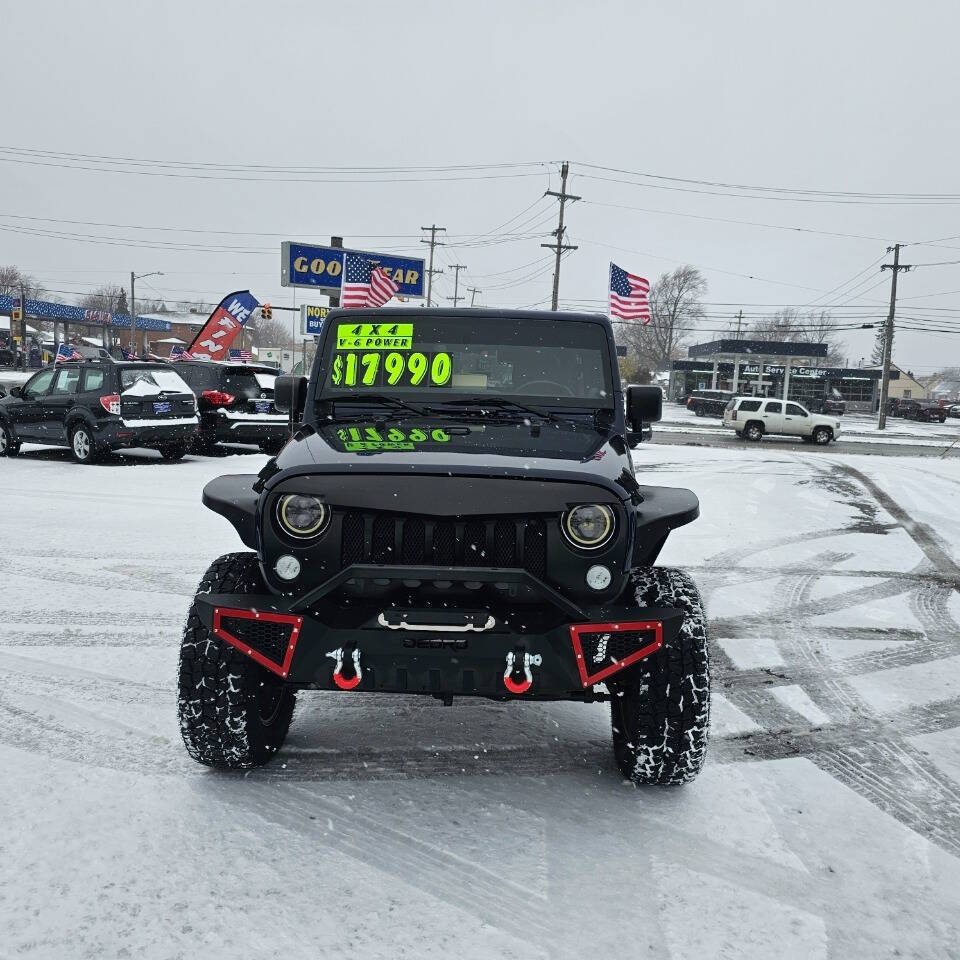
left=502, top=651, right=542, bottom=695
left=327, top=647, right=362, bottom=690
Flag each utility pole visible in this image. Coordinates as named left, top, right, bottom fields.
left=129, top=271, right=136, bottom=352
left=19, top=283, right=27, bottom=369
left=420, top=225, right=446, bottom=306
left=447, top=264, right=467, bottom=307
left=542, top=161, right=580, bottom=310
left=329, top=236, right=343, bottom=308
left=735, top=309, right=743, bottom=340
left=877, top=243, right=912, bottom=430
left=467, top=287, right=481, bottom=307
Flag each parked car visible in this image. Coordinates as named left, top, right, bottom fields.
left=887, top=398, right=947, bottom=422
left=173, top=361, right=289, bottom=455
left=686, top=389, right=735, bottom=417
left=723, top=397, right=841, bottom=444
left=807, top=390, right=846, bottom=415
left=0, top=360, right=198, bottom=463
left=946, top=403, right=960, bottom=419
left=179, top=307, right=711, bottom=785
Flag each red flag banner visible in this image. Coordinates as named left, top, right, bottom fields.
left=185, top=290, right=260, bottom=361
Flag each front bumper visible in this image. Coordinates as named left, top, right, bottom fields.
left=191, top=566, right=685, bottom=699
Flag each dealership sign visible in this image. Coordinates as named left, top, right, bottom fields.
left=281, top=242, right=425, bottom=298
left=300, top=303, right=329, bottom=336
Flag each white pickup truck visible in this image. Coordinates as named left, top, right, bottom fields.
left=723, top=397, right=841, bottom=444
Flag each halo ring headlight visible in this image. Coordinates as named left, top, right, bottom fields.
left=562, top=504, right=615, bottom=550
left=276, top=494, right=329, bottom=539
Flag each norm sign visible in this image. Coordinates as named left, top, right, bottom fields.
left=281, top=241, right=425, bottom=298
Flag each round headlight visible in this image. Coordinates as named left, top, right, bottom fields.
left=276, top=494, right=328, bottom=539
left=562, top=504, right=615, bottom=549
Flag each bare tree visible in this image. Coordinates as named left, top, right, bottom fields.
left=751, top=308, right=845, bottom=366
left=249, top=316, right=296, bottom=349
left=621, top=266, right=706, bottom=372
left=0, top=265, right=44, bottom=299
left=78, top=284, right=126, bottom=314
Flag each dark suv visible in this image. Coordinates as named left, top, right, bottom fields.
left=174, top=361, right=288, bottom=454
left=0, top=360, right=198, bottom=463
left=686, top=389, right=734, bottom=417
left=178, top=309, right=711, bottom=786
left=887, top=398, right=947, bottom=422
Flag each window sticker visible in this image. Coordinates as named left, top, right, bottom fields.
left=330, top=351, right=453, bottom=388
left=336, top=322, right=414, bottom=351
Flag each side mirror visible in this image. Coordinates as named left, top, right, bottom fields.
left=9, top=386, right=22, bottom=398
left=626, top=384, right=662, bottom=432
left=273, top=375, right=308, bottom=416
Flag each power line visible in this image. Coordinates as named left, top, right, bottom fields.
left=420, top=225, right=446, bottom=307
left=446, top=264, right=467, bottom=307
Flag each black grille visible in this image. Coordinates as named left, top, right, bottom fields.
left=523, top=520, right=547, bottom=579
left=339, top=512, right=551, bottom=578
left=577, top=629, right=657, bottom=672
left=220, top=616, right=292, bottom=665
left=342, top=513, right=365, bottom=564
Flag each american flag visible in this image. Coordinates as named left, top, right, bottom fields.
left=342, top=253, right=400, bottom=309
left=169, top=345, right=190, bottom=361
left=121, top=346, right=138, bottom=361
left=609, top=263, right=651, bottom=324
left=55, top=344, right=82, bottom=364
left=229, top=349, right=253, bottom=361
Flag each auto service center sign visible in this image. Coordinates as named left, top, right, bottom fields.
left=280, top=242, right=425, bottom=298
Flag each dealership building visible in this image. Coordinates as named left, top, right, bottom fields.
left=669, top=339, right=899, bottom=413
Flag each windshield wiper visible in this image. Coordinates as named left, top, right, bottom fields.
left=425, top=396, right=559, bottom=423
left=328, top=393, right=428, bottom=417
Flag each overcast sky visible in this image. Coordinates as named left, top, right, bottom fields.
left=4, top=0, right=960, bottom=372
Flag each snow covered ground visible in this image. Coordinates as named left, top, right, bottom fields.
left=2, top=442, right=959, bottom=958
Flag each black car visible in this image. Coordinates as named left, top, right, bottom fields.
left=178, top=308, right=711, bottom=786
left=686, top=389, right=734, bottom=417
left=887, top=398, right=947, bottom=422
left=173, top=360, right=288, bottom=454
left=0, top=360, right=198, bottom=463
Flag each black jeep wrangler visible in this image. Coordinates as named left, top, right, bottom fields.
left=178, top=309, right=710, bottom=785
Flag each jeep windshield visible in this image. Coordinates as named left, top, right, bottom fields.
left=317, top=315, right=613, bottom=409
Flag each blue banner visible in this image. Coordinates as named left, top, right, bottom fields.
left=281, top=242, right=425, bottom=298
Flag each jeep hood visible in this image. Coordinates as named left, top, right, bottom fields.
left=267, top=418, right=638, bottom=501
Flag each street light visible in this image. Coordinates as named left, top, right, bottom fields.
left=130, top=271, right=164, bottom=352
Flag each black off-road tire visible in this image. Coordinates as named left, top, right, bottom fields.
left=744, top=421, right=764, bottom=442
left=0, top=421, right=20, bottom=457
left=158, top=442, right=188, bottom=461
left=610, top=567, right=710, bottom=785
left=178, top=552, right=296, bottom=769
left=693, top=404, right=706, bottom=417
left=69, top=423, right=99, bottom=464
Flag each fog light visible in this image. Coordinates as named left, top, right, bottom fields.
left=586, top=565, right=612, bottom=590
left=275, top=554, right=301, bottom=581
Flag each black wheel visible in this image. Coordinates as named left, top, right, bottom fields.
left=693, top=405, right=705, bottom=417
left=610, top=567, right=710, bottom=785
left=178, top=552, right=295, bottom=769
left=0, top=421, right=20, bottom=457
left=812, top=426, right=832, bottom=445
left=158, top=442, right=188, bottom=461
left=69, top=423, right=99, bottom=464
left=744, top=421, right=764, bottom=442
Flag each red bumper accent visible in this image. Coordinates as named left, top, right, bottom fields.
left=569, top=620, right=663, bottom=687
left=333, top=669, right=362, bottom=690
left=503, top=674, right=532, bottom=695
left=212, top=607, right=303, bottom=678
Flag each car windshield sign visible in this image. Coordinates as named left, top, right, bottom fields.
left=319, top=315, right=613, bottom=404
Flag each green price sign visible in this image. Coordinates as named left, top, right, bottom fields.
left=336, top=323, right=414, bottom=351
left=330, top=351, right=452, bottom=388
